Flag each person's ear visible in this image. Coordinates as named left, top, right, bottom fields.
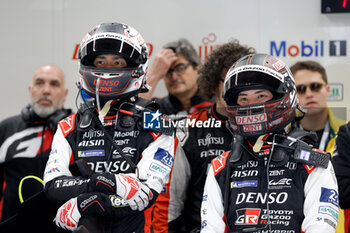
left=194, top=64, right=200, bottom=72
left=326, top=84, right=330, bottom=95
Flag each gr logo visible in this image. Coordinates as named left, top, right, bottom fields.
left=235, top=208, right=261, bottom=225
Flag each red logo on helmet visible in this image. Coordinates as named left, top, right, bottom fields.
left=93, top=79, right=120, bottom=87
left=272, top=60, right=286, bottom=71
left=236, top=113, right=267, bottom=125
left=243, top=124, right=262, bottom=132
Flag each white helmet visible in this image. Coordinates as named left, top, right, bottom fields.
left=78, top=22, right=149, bottom=101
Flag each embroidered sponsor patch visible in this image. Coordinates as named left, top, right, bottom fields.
left=153, top=148, right=173, bottom=168
left=320, top=187, right=338, bottom=207
left=149, top=162, right=168, bottom=175
left=318, top=206, right=338, bottom=221
left=231, top=180, right=258, bottom=188
left=78, top=150, right=105, bottom=157
left=45, top=167, right=60, bottom=174
left=235, top=208, right=261, bottom=225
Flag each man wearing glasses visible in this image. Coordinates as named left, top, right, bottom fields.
left=291, top=60, right=346, bottom=233
left=291, top=60, right=345, bottom=152
left=139, top=38, right=213, bottom=120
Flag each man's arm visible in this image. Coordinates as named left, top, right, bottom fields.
left=43, top=126, right=91, bottom=205
left=333, top=122, right=350, bottom=209
left=200, top=164, right=226, bottom=233
left=152, top=132, right=191, bottom=233
left=139, top=48, right=177, bottom=100
left=302, top=161, right=339, bottom=233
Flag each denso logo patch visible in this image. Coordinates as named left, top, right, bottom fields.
left=236, top=113, right=267, bottom=125
left=154, top=148, right=173, bottom=168
left=320, top=187, right=338, bottom=207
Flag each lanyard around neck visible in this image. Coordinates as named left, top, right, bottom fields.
left=318, top=121, right=330, bottom=151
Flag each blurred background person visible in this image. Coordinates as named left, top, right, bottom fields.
left=161, top=40, right=255, bottom=233
left=201, top=53, right=338, bottom=233
left=139, top=38, right=213, bottom=120
left=291, top=60, right=346, bottom=233
left=333, top=121, right=350, bottom=233
left=0, top=64, right=70, bottom=221
left=291, top=60, right=345, bottom=152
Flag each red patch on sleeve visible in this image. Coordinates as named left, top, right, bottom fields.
left=58, top=114, right=76, bottom=137
left=302, top=164, right=316, bottom=174
left=212, top=151, right=230, bottom=176
left=149, top=131, right=162, bottom=140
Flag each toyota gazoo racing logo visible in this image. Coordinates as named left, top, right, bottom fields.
left=235, top=208, right=261, bottom=225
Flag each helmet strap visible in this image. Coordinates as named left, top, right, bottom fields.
left=95, top=77, right=104, bottom=122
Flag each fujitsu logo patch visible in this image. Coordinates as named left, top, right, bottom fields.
left=235, top=208, right=261, bottom=225
left=236, top=113, right=267, bottom=125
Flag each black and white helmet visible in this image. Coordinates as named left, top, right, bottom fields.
left=223, top=53, right=298, bottom=137
left=78, top=22, right=149, bottom=101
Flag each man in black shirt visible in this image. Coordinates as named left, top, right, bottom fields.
left=139, top=38, right=213, bottom=120
left=0, top=64, right=70, bottom=222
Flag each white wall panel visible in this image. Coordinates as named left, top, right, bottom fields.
left=1, top=0, right=349, bottom=120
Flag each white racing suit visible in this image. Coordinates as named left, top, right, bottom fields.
left=201, top=133, right=339, bottom=233
left=43, top=110, right=179, bottom=233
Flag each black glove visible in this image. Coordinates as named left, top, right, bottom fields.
left=54, top=192, right=111, bottom=231
left=89, top=172, right=117, bottom=193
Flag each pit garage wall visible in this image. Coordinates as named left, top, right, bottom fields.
left=0, top=0, right=349, bottom=120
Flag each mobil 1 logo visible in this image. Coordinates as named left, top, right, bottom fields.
left=329, top=40, right=346, bottom=56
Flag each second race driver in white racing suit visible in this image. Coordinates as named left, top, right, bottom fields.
left=43, top=22, right=179, bottom=233
left=201, top=53, right=339, bottom=233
